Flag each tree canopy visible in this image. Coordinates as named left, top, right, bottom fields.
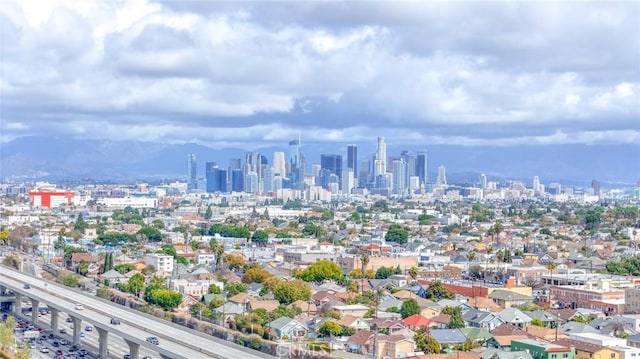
left=385, top=224, right=409, bottom=244
left=296, top=260, right=344, bottom=283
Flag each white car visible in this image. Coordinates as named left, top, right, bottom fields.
left=40, top=347, right=49, bottom=353
left=75, top=303, right=84, bottom=310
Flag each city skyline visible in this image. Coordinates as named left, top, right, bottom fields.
left=0, top=1, right=638, bottom=151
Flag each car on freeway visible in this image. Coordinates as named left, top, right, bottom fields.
left=23, top=284, right=30, bottom=289
left=85, top=325, right=92, bottom=331
left=146, top=336, right=159, bottom=345
left=79, top=332, right=85, bottom=337
left=59, top=328, right=67, bottom=334
left=40, top=346, right=49, bottom=353
left=60, top=338, right=68, bottom=345
left=123, top=355, right=131, bottom=359
left=66, top=317, right=73, bottom=323
left=110, top=317, right=121, bottom=325
left=75, top=303, right=84, bottom=310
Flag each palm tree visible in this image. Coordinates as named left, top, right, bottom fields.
left=210, top=240, right=225, bottom=270
left=360, top=253, right=370, bottom=295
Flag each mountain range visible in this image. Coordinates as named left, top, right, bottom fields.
left=1, top=136, right=638, bottom=187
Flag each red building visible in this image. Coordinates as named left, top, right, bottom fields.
left=28, top=191, right=74, bottom=208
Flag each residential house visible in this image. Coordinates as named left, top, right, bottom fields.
left=497, top=308, right=533, bottom=328
left=459, top=328, right=493, bottom=347
left=346, top=330, right=374, bottom=355
left=268, top=317, right=308, bottom=340
left=333, top=304, right=369, bottom=318
left=524, top=310, right=559, bottom=328
left=99, top=269, right=128, bottom=287
left=609, top=346, right=640, bottom=359
left=488, top=324, right=533, bottom=351
left=374, top=335, right=415, bottom=359
left=489, top=290, right=534, bottom=308
left=430, top=314, right=452, bottom=329
left=468, top=297, right=503, bottom=312
left=248, top=299, right=280, bottom=313
left=289, top=300, right=317, bottom=315
left=464, top=309, right=506, bottom=331
left=510, top=339, right=575, bottom=359
left=402, top=314, right=431, bottom=330
left=554, top=339, right=620, bottom=359
left=337, top=315, right=370, bottom=331
left=369, top=318, right=407, bottom=334
left=430, top=329, right=468, bottom=347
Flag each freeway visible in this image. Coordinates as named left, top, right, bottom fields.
left=0, top=266, right=275, bottom=359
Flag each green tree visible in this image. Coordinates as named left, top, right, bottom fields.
left=138, top=226, right=163, bottom=242
left=400, top=299, right=421, bottom=319
left=128, top=273, right=145, bottom=297
left=414, top=327, right=440, bottom=354
left=297, top=260, right=344, bottom=283
left=226, top=282, right=248, bottom=297
left=204, top=205, right=213, bottom=220
left=74, top=213, right=89, bottom=231
left=442, top=306, right=465, bottom=329
left=318, top=321, right=342, bottom=337
left=242, top=267, right=273, bottom=284
left=0, top=315, right=16, bottom=352
left=385, top=224, right=409, bottom=244
left=273, top=280, right=312, bottom=304
left=251, top=230, right=269, bottom=245
left=425, top=281, right=455, bottom=300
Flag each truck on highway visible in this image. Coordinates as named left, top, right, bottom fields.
left=22, top=330, right=40, bottom=339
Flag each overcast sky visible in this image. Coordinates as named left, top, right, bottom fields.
left=1, top=0, right=638, bottom=149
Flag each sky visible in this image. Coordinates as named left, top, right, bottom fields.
left=1, top=0, right=639, bottom=150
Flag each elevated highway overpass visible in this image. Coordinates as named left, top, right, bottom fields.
left=0, top=266, right=276, bottom=359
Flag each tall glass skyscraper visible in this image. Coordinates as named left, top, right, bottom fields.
left=347, top=144, right=357, bottom=174
left=416, top=151, right=429, bottom=188
left=187, top=153, right=197, bottom=190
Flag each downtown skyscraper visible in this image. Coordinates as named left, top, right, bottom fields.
left=374, top=136, right=386, bottom=178
left=187, top=153, right=197, bottom=190
left=347, top=144, right=358, bottom=174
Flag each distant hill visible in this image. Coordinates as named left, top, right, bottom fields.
left=1, top=136, right=638, bottom=185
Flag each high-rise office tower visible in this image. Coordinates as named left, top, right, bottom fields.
left=480, top=173, right=487, bottom=189
left=533, top=176, right=540, bottom=193
left=320, top=154, right=343, bottom=182
left=230, top=169, right=244, bottom=192
left=436, top=165, right=447, bottom=186
left=245, top=152, right=261, bottom=177
left=400, top=150, right=416, bottom=189
left=205, top=162, right=227, bottom=193
left=187, top=153, right=197, bottom=190
left=374, top=137, right=386, bottom=177
left=311, top=164, right=322, bottom=177
left=359, top=159, right=371, bottom=187
left=342, top=169, right=355, bottom=195
left=347, top=145, right=358, bottom=174
left=591, top=179, right=601, bottom=197
left=288, top=138, right=304, bottom=186
left=263, top=167, right=275, bottom=193
left=244, top=171, right=258, bottom=193
left=416, top=151, right=428, bottom=188
left=273, top=152, right=286, bottom=177
left=392, top=159, right=407, bottom=195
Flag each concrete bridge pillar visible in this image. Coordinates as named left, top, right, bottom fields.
left=50, top=308, right=59, bottom=333
left=13, top=292, right=22, bottom=315
left=124, top=338, right=140, bottom=359
left=160, top=354, right=173, bottom=359
left=72, top=316, right=82, bottom=345
left=30, top=298, right=39, bottom=326
left=96, top=327, right=109, bottom=359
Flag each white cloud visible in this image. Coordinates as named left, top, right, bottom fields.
left=0, top=0, right=638, bottom=147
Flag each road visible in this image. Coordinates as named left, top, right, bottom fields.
left=0, top=266, right=275, bottom=359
